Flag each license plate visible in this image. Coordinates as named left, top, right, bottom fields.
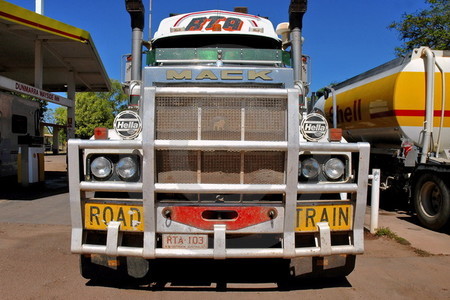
left=295, top=204, right=352, bottom=232
left=162, top=234, right=208, bottom=249
left=84, top=202, right=144, bottom=231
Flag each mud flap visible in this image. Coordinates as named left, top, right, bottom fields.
left=80, top=254, right=150, bottom=284
left=289, top=254, right=356, bottom=279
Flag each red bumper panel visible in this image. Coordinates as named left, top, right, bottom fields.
left=162, top=206, right=278, bottom=230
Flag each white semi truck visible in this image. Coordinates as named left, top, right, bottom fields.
left=68, top=0, right=370, bottom=284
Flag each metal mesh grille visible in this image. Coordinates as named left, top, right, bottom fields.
left=245, top=99, right=286, bottom=141
left=156, top=150, right=198, bottom=183
left=155, top=83, right=284, bottom=88
left=202, top=151, right=241, bottom=183
left=156, top=150, right=285, bottom=184
left=244, top=152, right=285, bottom=184
left=156, top=98, right=198, bottom=140
left=155, top=96, right=286, bottom=141
left=202, top=99, right=241, bottom=140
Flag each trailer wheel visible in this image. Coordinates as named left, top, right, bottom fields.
left=413, top=173, right=450, bottom=230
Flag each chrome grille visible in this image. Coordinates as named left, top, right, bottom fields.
left=245, top=99, right=286, bottom=141
left=155, top=83, right=284, bottom=88
left=156, top=150, right=198, bottom=183
left=202, top=100, right=241, bottom=140
left=155, top=98, right=198, bottom=140
left=156, top=150, right=285, bottom=184
left=202, top=151, right=241, bottom=184
left=155, top=96, right=287, bottom=141
left=244, top=152, right=285, bottom=184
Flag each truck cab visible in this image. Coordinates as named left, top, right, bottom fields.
left=67, top=2, right=370, bottom=284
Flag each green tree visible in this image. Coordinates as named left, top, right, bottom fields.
left=105, top=80, right=128, bottom=115
left=389, top=0, right=450, bottom=56
left=74, top=92, right=115, bottom=138
left=54, top=106, right=67, bottom=126
left=54, top=106, right=68, bottom=147
left=53, top=79, right=128, bottom=139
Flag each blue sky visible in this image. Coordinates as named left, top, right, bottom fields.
left=8, top=0, right=429, bottom=94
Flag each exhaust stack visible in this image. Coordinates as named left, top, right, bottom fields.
left=289, top=0, right=307, bottom=95
left=125, top=0, right=145, bottom=82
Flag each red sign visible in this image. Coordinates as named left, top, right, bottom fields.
left=185, top=16, right=244, bottom=31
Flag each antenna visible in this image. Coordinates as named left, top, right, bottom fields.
left=35, top=0, right=44, bottom=14
left=148, top=0, right=153, bottom=39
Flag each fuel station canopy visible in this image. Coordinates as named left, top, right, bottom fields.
left=0, top=0, right=110, bottom=93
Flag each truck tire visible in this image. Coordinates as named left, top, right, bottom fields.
left=80, top=255, right=150, bottom=285
left=80, top=255, right=127, bottom=283
left=413, top=173, right=450, bottom=230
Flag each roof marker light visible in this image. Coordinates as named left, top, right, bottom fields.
left=212, top=24, right=222, bottom=31
left=170, top=27, right=185, bottom=32
left=249, top=27, right=264, bottom=33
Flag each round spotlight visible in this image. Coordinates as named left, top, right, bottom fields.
left=90, top=156, right=113, bottom=179
left=116, top=156, right=138, bottom=180
left=324, top=158, right=345, bottom=180
left=301, top=158, right=320, bottom=179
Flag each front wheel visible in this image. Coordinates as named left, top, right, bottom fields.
left=413, top=173, right=450, bottom=230
left=80, top=255, right=150, bottom=285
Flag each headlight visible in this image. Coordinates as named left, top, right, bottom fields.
left=90, top=156, right=113, bottom=179
left=301, top=158, right=320, bottom=179
left=116, top=156, right=138, bottom=179
left=323, top=158, right=345, bottom=180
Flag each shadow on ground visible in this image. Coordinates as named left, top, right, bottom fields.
left=0, top=171, right=68, bottom=200
left=85, top=259, right=352, bottom=292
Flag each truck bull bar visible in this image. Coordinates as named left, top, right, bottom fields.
left=68, top=87, right=370, bottom=259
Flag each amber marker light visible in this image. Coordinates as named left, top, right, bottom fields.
left=212, top=24, right=222, bottom=31
left=329, top=128, right=342, bottom=142
left=94, top=127, right=108, bottom=140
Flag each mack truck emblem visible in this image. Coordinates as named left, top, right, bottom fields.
left=212, top=117, right=226, bottom=131
left=114, top=110, right=142, bottom=139
left=166, top=69, right=273, bottom=81
left=300, top=113, right=328, bottom=141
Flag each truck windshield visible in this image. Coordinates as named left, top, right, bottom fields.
left=148, top=35, right=288, bottom=66
left=152, top=34, right=281, bottom=49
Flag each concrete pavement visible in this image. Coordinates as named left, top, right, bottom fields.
left=365, top=207, right=450, bottom=255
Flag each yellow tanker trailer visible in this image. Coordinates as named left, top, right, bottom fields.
left=315, top=47, right=450, bottom=230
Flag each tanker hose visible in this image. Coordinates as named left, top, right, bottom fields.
left=434, top=60, right=446, bottom=158
left=420, top=47, right=435, bottom=163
